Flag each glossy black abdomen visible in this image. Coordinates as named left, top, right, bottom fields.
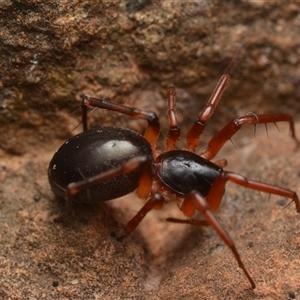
left=48, top=127, right=152, bottom=203
left=156, top=150, right=222, bottom=197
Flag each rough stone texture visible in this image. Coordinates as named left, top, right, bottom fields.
left=1, top=1, right=300, bottom=299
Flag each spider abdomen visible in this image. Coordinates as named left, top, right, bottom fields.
left=48, top=126, right=152, bottom=203
left=156, top=150, right=222, bottom=197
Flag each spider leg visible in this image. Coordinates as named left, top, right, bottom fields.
left=220, top=170, right=300, bottom=213
left=166, top=217, right=209, bottom=226
left=186, top=58, right=236, bottom=152
left=81, top=95, right=160, bottom=149
left=182, top=190, right=256, bottom=289
left=213, top=158, right=228, bottom=168
left=201, top=113, right=298, bottom=160
left=54, top=155, right=151, bottom=222
left=166, top=85, right=180, bottom=150
left=118, top=192, right=165, bottom=240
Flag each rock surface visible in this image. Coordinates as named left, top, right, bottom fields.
left=1, top=1, right=300, bottom=299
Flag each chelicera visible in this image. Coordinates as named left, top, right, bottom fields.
left=48, top=59, right=300, bottom=289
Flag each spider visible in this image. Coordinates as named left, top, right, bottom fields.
left=48, top=59, right=300, bottom=289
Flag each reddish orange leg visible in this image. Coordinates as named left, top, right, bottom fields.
left=165, top=86, right=180, bottom=150
left=118, top=193, right=165, bottom=241
left=81, top=95, right=160, bottom=149
left=186, top=58, right=236, bottom=152
left=166, top=218, right=209, bottom=226
left=183, top=190, right=256, bottom=288
left=54, top=155, right=150, bottom=222
left=213, top=159, right=228, bottom=168
left=221, top=171, right=300, bottom=213
left=201, top=113, right=298, bottom=160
